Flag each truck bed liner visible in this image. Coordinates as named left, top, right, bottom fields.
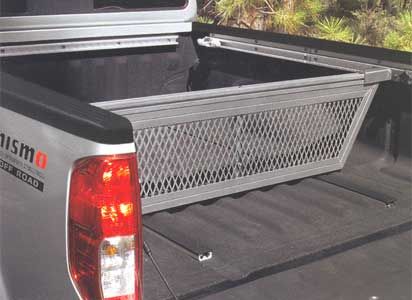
left=199, top=230, right=412, bottom=300
left=142, top=142, right=412, bottom=300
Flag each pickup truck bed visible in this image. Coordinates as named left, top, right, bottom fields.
left=1, top=15, right=411, bottom=300
left=143, top=140, right=412, bottom=300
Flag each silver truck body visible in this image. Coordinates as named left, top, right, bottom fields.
left=0, top=103, right=135, bottom=300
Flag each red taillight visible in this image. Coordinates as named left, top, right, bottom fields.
left=68, top=154, right=142, bottom=300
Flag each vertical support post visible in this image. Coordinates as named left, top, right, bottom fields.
left=235, top=115, right=244, bottom=178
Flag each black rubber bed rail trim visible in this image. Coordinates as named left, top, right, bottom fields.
left=193, top=23, right=412, bottom=67
left=0, top=72, right=133, bottom=145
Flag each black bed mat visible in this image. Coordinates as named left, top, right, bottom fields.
left=142, top=143, right=412, bottom=300
left=199, top=230, right=412, bottom=300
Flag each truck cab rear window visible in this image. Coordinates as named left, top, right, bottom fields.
left=94, top=0, right=187, bottom=10
left=0, top=0, right=187, bottom=16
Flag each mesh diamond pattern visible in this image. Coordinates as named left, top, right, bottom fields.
left=135, top=97, right=363, bottom=199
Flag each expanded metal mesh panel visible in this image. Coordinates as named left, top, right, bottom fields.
left=135, top=97, right=363, bottom=199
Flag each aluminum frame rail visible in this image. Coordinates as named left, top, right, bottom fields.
left=198, top=35, right=409, bottom=84
left=0, top=35, right=179, bottom=57
left=96, top=73, right=383, bottom=214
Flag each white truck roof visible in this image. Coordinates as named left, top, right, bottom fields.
left=0, top=0, right=197, bottom=44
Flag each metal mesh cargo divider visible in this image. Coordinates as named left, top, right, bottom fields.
left=96, top=73, right=380, bottom=214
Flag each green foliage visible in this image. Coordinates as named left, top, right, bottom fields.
left=271, top=8, right=306, bottom=33
left=383, top=31, right=404, bottom=49
left=270, top=0, right=325, bottom=33
left=199, top=0, right=412, bottom=51
left=314, top=17, right=354, bottom=41
left=197, top=16, right=215, bottom=24
left=352, top=9, right=392, bottom=46
left=215, top=0, right=240, bottom=22
left=302, top=0, right=325, bottom=18
left=215, top=0, right=263, bottom=23
left=384, top=11, right=412, bottom=51
left=350, top=34, right=367, bottom=44
left=398, top=10, right=412, bottom=35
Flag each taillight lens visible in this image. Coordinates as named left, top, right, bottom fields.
left=68, top=154, right=142, bottom=300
